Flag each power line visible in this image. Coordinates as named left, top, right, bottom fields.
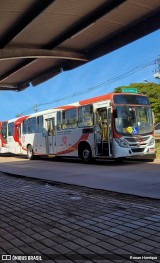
left=17, top=57, right=158, bottom=116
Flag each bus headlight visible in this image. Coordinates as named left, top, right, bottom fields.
left=148, top=137, right=155, bottom=146
left=115, top=138, right=129, bottom=148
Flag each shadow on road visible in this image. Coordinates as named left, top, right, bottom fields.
left=37, top=156, right=153, bottom=167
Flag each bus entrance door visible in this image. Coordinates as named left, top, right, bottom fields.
left=14, top=124, right=21, bottom=154
left=95, top=106, right=112, bottom=157
left=107, top=107, right=112, bottom=157
left=46, top=118, right=56, bottom=155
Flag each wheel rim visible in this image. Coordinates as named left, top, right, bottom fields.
left=83, top=149, right=90, bottom=161
left=28, top=146, right=33, bottom=158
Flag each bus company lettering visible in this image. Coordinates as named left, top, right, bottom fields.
left=11, top=255, right=42, bottom=261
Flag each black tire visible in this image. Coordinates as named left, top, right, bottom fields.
left=81, top=146, right=92, bottom=164
left=27, top=145, right=35, bottom=160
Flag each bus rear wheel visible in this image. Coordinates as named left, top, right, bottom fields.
left=81, top=147, right=92, bottom=164
left=27, top=145, right=35, bottom=160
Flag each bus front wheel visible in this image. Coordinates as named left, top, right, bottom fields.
left=27, top=145, right=35, bottom=160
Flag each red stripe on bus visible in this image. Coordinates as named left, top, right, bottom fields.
left=14, top=116, right=29, bottom=146
left=56, top=133, right=89, bottom=155
left=15, top=115, right=29, bottom=126
left=55, top=105, right=77, bottom=110
left=79, top=93, right=113, bottom=105
left=22, top=147, right=27, bottom=152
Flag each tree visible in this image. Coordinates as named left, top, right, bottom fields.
left=113, top=82, right=160, bottom=123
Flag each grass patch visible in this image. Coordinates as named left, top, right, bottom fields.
left=155, top=140, right=160, bottom=158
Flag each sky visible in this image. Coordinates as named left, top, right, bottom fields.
left=0, top=29, right=159, bottom=121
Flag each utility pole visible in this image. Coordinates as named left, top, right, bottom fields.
left=15, top=113, right=22, bottom=117
left=34, top=104, right=38, bottom=112
left=154, top=56, right=160, bottom=79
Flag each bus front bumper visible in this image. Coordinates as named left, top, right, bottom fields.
left=113, top=137, right=155, bottom=158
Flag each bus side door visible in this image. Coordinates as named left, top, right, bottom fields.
left=46, top=118, right=56, bottom=154
left=107, top=107, right=112, bottom=156
left=35, top=116, right=46, bottom=154
left=94, top=106, right=112, bottom=157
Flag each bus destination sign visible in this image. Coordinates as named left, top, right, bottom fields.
left=122, top=88, right=138, bottom=94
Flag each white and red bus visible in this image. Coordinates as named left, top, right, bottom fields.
left=0, top=121, right=8, bottom=153
left=7, top=92, right=155, bottom=162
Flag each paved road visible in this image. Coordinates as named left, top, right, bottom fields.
left=0, top=156, right=160, bottom=198
left=0, top=172, right=159, bottom=263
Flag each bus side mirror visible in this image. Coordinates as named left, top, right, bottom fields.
left=113, top=109, right=117, bottom=118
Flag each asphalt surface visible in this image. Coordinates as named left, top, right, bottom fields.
left=0, top=156, right=160, bottom=198
left=0, top=157, right=160, bottom=262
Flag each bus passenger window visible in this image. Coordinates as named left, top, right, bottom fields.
left=37, top=116, right=43, bottom=133
left=62, top=111, right=66, bottom=129
left=8, top=122, right=14, bottom=136
left=62, top=109, right=77, bottom=129
left=78, top=105, right=93, bottom=127
left=57, top=112, right=62, bottom=130
left=27, top=117, right=36, bottom=134
left=22, top=120, right=28, bottom=134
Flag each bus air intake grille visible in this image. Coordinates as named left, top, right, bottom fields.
left=125, top=136, right=150, bottom=143
left=131, top=148, right=145, bottom=153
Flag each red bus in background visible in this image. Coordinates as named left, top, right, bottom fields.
left=0, top=121, right=8, bottom=153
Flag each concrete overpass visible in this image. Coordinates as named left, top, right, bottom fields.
left=0, top=0, right=159, bottom=91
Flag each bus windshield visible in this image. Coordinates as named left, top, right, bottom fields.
left=114, top=105, right=153, bottom=135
